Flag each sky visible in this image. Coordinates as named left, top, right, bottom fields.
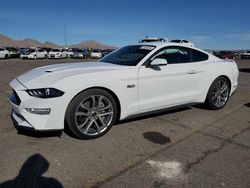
left=0, top=0, right=250, bottom=50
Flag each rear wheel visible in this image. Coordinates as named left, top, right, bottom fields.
left=66, top=89, right=117, bottom=139
left=205, top=77, right=230, bottom=110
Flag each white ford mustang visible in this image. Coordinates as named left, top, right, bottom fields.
left=9, top=42, right=238, bottom=139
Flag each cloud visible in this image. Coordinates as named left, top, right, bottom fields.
left=227, top=32, right=250, bottom=41
left=191, top=35, right=211, bottom=43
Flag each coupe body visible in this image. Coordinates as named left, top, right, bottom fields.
left=9, top=42, right=238, bottom=139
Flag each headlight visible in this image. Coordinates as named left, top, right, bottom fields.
left=56, top=53, right=60, bottom=55
left=26, top=88, right=64, bottom=98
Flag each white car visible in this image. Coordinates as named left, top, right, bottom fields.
left=48, top=48, right=67, bottom=59
left=20, top=48, right=48, bottom=59
left=170, top=39, right=194, bottom=47
left=9, top=42, right=238, bottom=139
left=0, top=48, right=9, bottom=59
left=241, top=51, right=250, bottom=59
left=90, top=49, right=102, bottom=59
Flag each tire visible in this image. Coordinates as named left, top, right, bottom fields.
left=205, top=77, right=230, bottom=110
left=65, top=89, right=117, bottom=139
left=4, top=54, right=8, bottom=59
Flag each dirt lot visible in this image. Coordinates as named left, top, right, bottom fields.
left=0, top=58, right=250, bottom=188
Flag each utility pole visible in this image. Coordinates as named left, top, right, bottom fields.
left=64, top=22, right=67, bottom=47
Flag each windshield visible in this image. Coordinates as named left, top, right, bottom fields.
left=100, top=45, right=155, bottom=66
left=93, top=49, right=101, bottom=53
left=51, top=49, right=60, bottom=52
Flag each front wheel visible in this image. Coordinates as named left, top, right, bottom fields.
left=205, top=77, right=230, bottom=110
left=65, top=89, right=117, bottom=139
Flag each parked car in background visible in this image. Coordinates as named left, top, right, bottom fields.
left=4, top=47, right=20, bottom=58
left=66, top=48, right=78, bottom=58
left=48, top=48, right=67, bottom=59
left=21, top=48, right=48, bottom=59
left=0, top=48, right=10, bottom=59
left=101, top=49, right=114, bottom=57
left=240, top=51, right=250, bottom=59
left=214, top=51, right=236, bottom=60
left=139, top=37, right=167, bottom=43
left=73, top=49, right=88, bottom=59
left=170, top=39, right=194, bottom=47
left=90, top=49, right=102, bottom=59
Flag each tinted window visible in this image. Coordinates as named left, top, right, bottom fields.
left=0, top=48, right=3, bottom=51
left=93, top=49, right=101, bottom=53
left=152, top=47, right=192, bottom=64
left=51, top=49, right=60, bottom=52
left=191, top=49, right=209, bottom=62
left=170, top=40, right=181, bottom=43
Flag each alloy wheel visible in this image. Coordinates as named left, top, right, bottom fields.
left=74, top=95, right=114, bottom=136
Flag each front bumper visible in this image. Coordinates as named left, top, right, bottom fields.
left=21, top=54, right=35, bottom=59
left=49, top=54, right=61, bottom=58
left=9, top=79, right=65, bottom=131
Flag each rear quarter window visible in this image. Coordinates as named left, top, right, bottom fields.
left=191, top=49, right=209, bottom=62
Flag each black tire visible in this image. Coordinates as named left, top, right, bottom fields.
left=65, top=89, right=117, bottom=139
left=205, top=77, right=230, bottom=110
left=5, top=54, right=8, bottom=59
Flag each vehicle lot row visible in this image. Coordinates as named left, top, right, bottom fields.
left=0, top=47, right=114, bottom=60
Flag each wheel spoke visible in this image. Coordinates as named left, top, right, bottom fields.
left=98, top=116, right=107, bottom=127
left=77, top=117, right=90, bottom=128
left=94, top=120, right=101, bottom=134
left=76, top=111, right=89, bottom=117
left=98, top=96, right=104, bottom=108
left=100, top=104, right=111, bottom=111
left=99, top=111, right=113, bottom=117
left=220, top=84, right=228, bottom=93
left=91, top=96, right=96, bottom=108
left=80, top=103, right=90, bottom=111
left=84, top=119, right=94, bottom=134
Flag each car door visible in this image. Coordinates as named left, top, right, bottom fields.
left=36, top=49, right=41, bottom=58
left=138, top=46, right=201, bottom=112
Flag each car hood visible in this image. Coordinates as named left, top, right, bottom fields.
left=49, top=51, right=61, bottom=54
left=16, top=62, right=130, bottom=89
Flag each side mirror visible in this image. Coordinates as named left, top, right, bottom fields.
left=150, top=58, right=168, bottom=66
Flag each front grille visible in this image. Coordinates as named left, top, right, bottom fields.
left=10, top=90, right=21, bottom=105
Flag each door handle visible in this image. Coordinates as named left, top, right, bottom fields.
left=187, top=70, right=196, bottom=74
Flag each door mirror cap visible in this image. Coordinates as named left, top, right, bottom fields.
left=150, top=58, right=168, bottom=66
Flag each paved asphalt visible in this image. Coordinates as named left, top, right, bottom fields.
left=0, top=58, right=249, bottom=188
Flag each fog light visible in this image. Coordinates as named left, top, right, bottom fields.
left=26, top=108, right=51, bottom=115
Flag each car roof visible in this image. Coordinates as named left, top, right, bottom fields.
left=131, top=42, right=210, bottom=55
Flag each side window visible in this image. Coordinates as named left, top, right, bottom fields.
left=151, top=47, right=192, bottom=64
left=0, top=48, right=3, bottom=51
left=191, top=49, right=208, bottom=62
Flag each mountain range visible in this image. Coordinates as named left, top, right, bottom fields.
left=0, top=34, right=115, bottom=49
